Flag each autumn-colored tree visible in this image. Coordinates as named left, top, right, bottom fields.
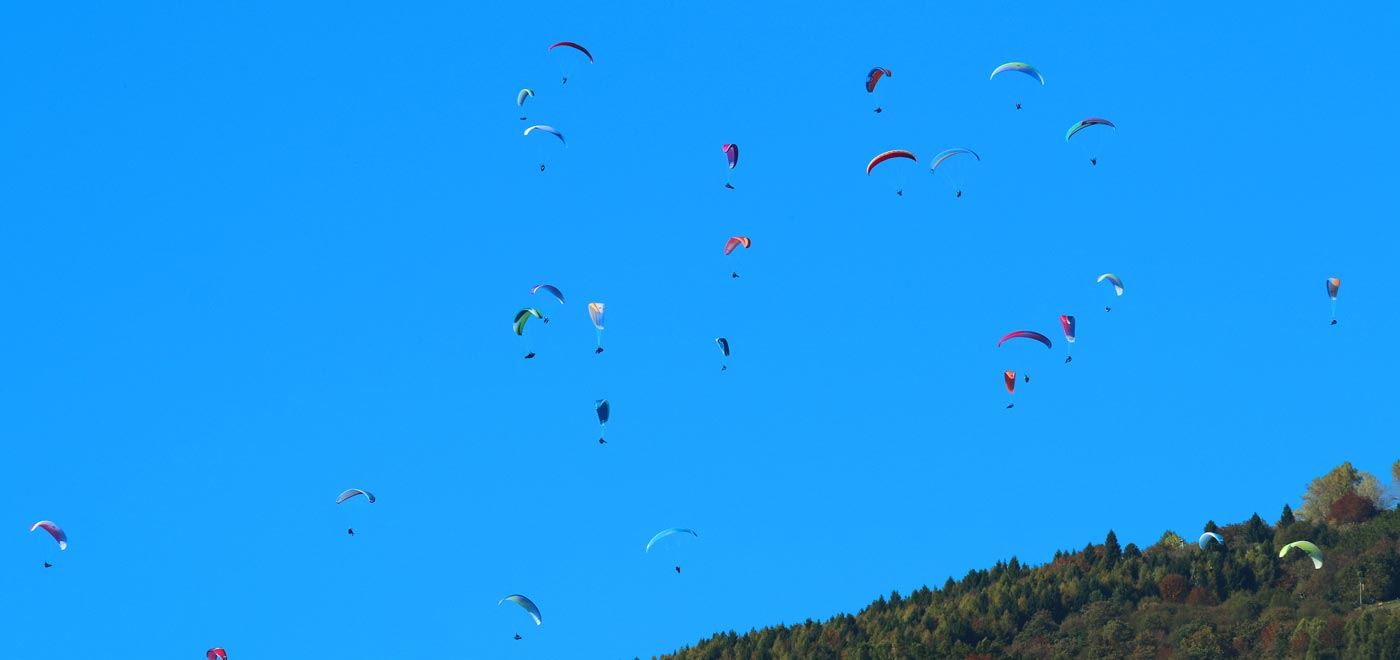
left=1302, top=461, right=1385, bottom=521
left=1329, top=491, right=1377, bottom=524
left=1185, top=586, right=1217, bottom=606
left=1159, top=574, right=1188, bottom=603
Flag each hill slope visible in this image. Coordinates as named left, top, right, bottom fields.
left=654, top=496, right=1400, bottom=658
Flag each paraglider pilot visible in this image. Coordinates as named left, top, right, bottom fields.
left=347, top=528, right=355, bottom=536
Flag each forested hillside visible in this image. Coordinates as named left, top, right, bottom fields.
left=654, top=462, right=1400, bottom=659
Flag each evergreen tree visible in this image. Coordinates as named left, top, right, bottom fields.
left=1280, top=503, right=1296, bottom=527
left=1103, top=530, right=1122, bottom=567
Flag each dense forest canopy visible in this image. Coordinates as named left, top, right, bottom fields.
left=653, top=461, right=1400, bottom=660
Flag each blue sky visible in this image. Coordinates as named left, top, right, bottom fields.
left=2, top=1, right=1398, bottom=658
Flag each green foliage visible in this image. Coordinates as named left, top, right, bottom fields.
left=651, top=470, right=1400, bottom=660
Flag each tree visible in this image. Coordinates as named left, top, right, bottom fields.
left=1329, top=491, right=1377, bottom=524
left=1203, top=520, right=1218, bottom=533
left=1159, top=574, right=1188, bottom=603
left=1301, top=461, right=1385, bottom=521
left=1103, top=530, right=1122, bottom=567
left=1244, top=513, right=1271, bottom=543
left=1280, top=504, right=1296, bottom=527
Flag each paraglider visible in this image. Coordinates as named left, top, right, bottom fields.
left=1066, top=118, right=1116, bottom=165
left=531, top=284, right=565, bottom=305
left=589, top=302, right=605, bottom=353
left=515, top=308, right=546, bottom=358
left=990, top=62, right=1045, bottom=85
left=865, top=67, right=892, bottom=113
left=1199, top=532, right=1224, bottom=549
left=596, top=399, right=610, bottom=444
left=1280, top=541, right=1323, bottom=569
left=722, top=144, right=739, bottom=188
left=1060, top=315, right=1075, bottom=363
left=929, top=148, right=980, bottom=197
left=524, top=125, right=565, bottom=171
left=335, top=489, right=376, bottom=504
left=867, top=150, right=917, bottom=196
left=517, top=88, right=534, bottom=120
left=716, top=337, right=730, bottom=371
left=548, top=41, right=593, bottom=84
left=500, top=594, right=543, bottom=625
left=1326, top=278, right=1340, bottom=325
left=997, top=330, right=1053, bottom=349
left=30, top=521, right=66, bottom=550
left=646, top=527, right=699, bottom=553
left=207, top=649, right=228, bottom=660
left=1004, top=370, right=1016, bottom=408
left=725, top=236, right=750, bottom=277
left=1098, top=273, right=1123, bottom=310
left=989, top=62, right=1043, bottom=109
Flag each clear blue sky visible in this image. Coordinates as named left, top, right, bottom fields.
left=3, top=1, right=1398, bottom=658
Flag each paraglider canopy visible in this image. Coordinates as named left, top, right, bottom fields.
left=595, top=399, right=610, bottom=425
left=715, top=337, right=730, bottom=356
left=1066, top=118, right=1116, bottom=141
left=524, top=125, right=566, bottom=145
left=336, top=489, right=376, bottom=504
left=30, top=521, right=66, bottom=550
left=517, top=89, right=535, bottom=107
left=724, top=236, right=751, bottom=255
left=1097, top=273, right=1124, bottom=296
left=500, top=594, right=543, bottom=625
left=548, top=41, right=594, bottom=63
left=588, top=303, right=605, bottom=330
left=1199, top=532, right=1224, bottom=549
left=866, top=150, right=917, bottom=175
left=514, top=308, right=544, bottom=336
left=646, top=527, right=699, bottom=552
left=1003, top=371, right=1016, bottom=394
left=989, top=62, right=1045, bottom=85
left=722, top=144, right=739, bottom=170
left=865, top=67, right=892, bottom=93
left=1279, top=541, right=1323, bottom=569
left=930, top=148, right=980, bottom=173
left=997, top=330, right=1053, bottom=349
left=531, top=284, right=565, bottom=305
left=207, top=648, right=228, bottom=660
left=1326, top=278, right=1340, bottom=301
left=1060, top=316, right=1076, bottom=343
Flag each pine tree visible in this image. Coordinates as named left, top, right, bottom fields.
left=1103, top=530, right=1122, bottom=567
left=1280, top=503, right=1296, bottom=527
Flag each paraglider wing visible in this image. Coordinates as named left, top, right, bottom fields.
left=715, top=337, right=730, bottom=356
left=517, top=89, right=535, bottom=107
left=500, top=594, right=543, bottom=625
left=989, top=62, right=1045, bottom=85
left=1199, top=532, right=1224, bottom=549
left=929, top=148, right=980, bottom=174
left=1066, top=118, right=1116, bottom=141
left=724, top=236, right=751, bottom=255
left=722, top=144, right=739, bottom=170
left=866, top=150, right=917, bottom=175
left=548, top=41, right=594, bottom=63
left=1060, top=315, right=1076, bottom=343
left=30, top=521, right=66, bottom=550
left=1004, top=371, right=1016, bottom=394
left=1326, top=278, right=1340, bottom=301
left=207, top=649, right=228, bottom=660
left=1097, top=273, right=1124, bottom=296
left=336, top=489, right=376, bottom=504
left=997, top=331, right=1053, bottom=349
left=514, top=308, right=544, bottom=336
left=523, top=125, right=566, bottom=145
left=531, top=284, right=565, bottom=305
left=595, top=399, right=610, bottom=426
left=865, top=67, right=892, bottom=93
left=645, top=527, right=699, bottom=552
left=1279, top=541, right=1323, bottom=569
left=588, top=303, right=605, bottom=330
